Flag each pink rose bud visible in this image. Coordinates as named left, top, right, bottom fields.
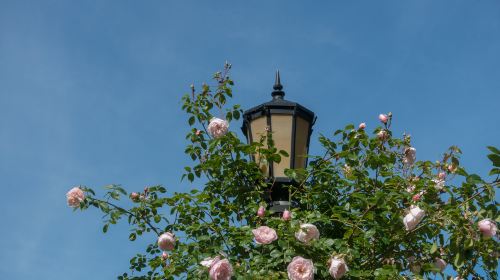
left=287, top=256, right=314, bottom=280
left=438, top=172, right=446, bottom=180
left=478, top=219, right=497, bottom=238
left=157, top=232, right=176, bottom=251
left=66, top=187, right=85, bottom=208
left=412, top=193, right=421, bottom=202
left=448, top=164, right=457, bottom=173
left=144, top=187, right=149, bottom=193
left=161, top=252, right=168, bottom=260
left=329, top=257, right=348, bottom=279
left=282, top=210, right=291, bottom=221
left=130, top=192, right=139, bottom=201
left=358, top=123, right=366, bottom=129
left=252, top=226, right=278, bottom=244
left=378, top=114, right=388, bottom=124
left=195, top=130, right=202, bottom=136
left=257, top=206, right=265, bottom=218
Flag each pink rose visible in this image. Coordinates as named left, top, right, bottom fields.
left=130, top=192, right=139, bottom=201
left=434, top=258, right=447, bottom=272
left=66, top=187, right=85, bottom=208
left=295, top=223, right=320, bottom=244
left=438, top=172, right=446, bottom=180
left=158, top=232, right=175, bottom=251
left=208, top=118, right=229, bottom=138
left=406, top=184, right=415, bottom=193
left=377, top=130, right=388, bottom=140
left=209, top=258, right=233, bottom=280
left=329, top=257, right=348, bottom=279
left=252, top=226, right=278, bottom=244
left=283, top=210, right=292, bottom=221
left=403, top=205, right=425, bottom=231
left=408, top=256, right=421, bottom=274
left=287, top=256, right=314, bottom=280
left=358, top=123, right=366, bottom=130
left=200, top=256, right=219, bottom=268
left=412, top=193, right=422, bottom=202
left=403, top=147, right=416, bottom=166
left=432, top=178, right=445, bottom=191
left=378, top=114, right=388, bottom=124
left=478, top=219, right=497, bottom=238
left=161, top=252, right=168, bottom=261
left=257, top=206, right=265, bottom=218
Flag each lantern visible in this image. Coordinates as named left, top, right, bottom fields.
left=241, top=71, right=316, bottom=212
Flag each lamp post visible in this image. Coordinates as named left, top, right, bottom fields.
left=241, top=71, right=316, bottom=212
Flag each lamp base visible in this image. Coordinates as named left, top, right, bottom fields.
left=269, top=200, right=290, bottom=213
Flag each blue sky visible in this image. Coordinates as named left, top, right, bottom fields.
left=0, top=1, right=499, bottom=279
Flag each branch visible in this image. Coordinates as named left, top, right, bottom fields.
left=90, top=197, right=161, bottom=236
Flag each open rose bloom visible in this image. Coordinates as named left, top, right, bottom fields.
left=377, top=130, right=388, bottom=140
left=407, top=256, right=421, bottom=274
left=403, top=147, right=416, bottom=166
left=66, top=187, right=85, bottom=208
left=403, top=205, right=425, bottom=231
left=200, top=256, right=219, bottom=268
left=157, top=232, right=176, bottom=251
left=287, top=256, right=314, bottom=280
left=202, top=257, right=233, bottom=280
left=252, top=226, right=278, bottom=245
left=432, top=177, right=445, bottom=191
left=329, top=257, right=348, bottom=279
left=434, top=257, right=447, bottom=272
left=478, top=219, right=497, bottom=238
left=295, top=224, right=320, bottom=244
left=207, top=117, right=229, bottom=138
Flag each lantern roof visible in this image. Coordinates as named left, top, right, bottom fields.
left=242, top=71, right=315, bottom=136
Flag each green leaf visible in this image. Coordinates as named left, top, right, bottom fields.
left=489, top=168, right=500, bottom=176
left=154, top=215, right=161, bottom=223
left=103, top=224, right=109, bottom=233
left=279, top=150, right=289, bottom=157
left=487, top=153, right=500, bottom=167
left=129, top=233, right=136, bottom=241
left=487, top=146, right=500, bottom=154
left=430, top=242, right=437, bottom=254
left=466, top=174, right=483, bottom=184
left=454, top=252, right=464, bottom=268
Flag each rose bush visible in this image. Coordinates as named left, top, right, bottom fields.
left=68, top=64, right=498, bottom=279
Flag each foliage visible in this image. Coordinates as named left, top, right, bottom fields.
left=72, top=63, right=499, bottom=279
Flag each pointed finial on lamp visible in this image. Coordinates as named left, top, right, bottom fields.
left=272, top=70, right=285, bottom=99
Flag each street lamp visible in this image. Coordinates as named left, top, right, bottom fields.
left=241, top=71, right=316, bottom=212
